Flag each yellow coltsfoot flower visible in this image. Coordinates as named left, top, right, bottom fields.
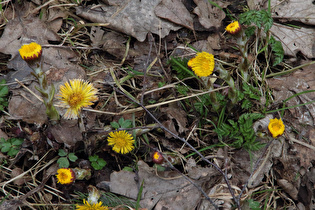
left=268, top=118, right=285, bottom=138
left=76, top=199, right=108, bottom=210
left=187, top=52, right=215, bottom=77
left=107, top=130, right=135, bottom=154
left=56, top=168, right=75, bottom=184
left=58, top=79, right=98, bottom=119
left=225, top=21, right=241, bottom=35
left=19, top=42, right=42, bottom=62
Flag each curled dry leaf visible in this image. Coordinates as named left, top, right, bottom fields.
left=160, top=105, right=188, bottom=138
left=192, top=0, right=228, bottom=29
left=278, top=179, right=298, bottom=200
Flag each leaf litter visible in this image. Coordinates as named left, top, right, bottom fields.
left=0, top=0, right=314, bottom=209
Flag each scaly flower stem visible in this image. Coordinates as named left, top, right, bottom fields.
left=201, top=77, right=221, bottom=112
left=237, top=31, right=250, bottom=82
left=216, top=64, right=238, bottom=104
left=29, top=60, right=60, bottom=122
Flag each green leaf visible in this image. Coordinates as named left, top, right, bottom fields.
left=247, top=199, right=261, bottom=209
left=169, top=57, right=194, bottom=79
left=11, top=138, right=24, bottom=146
left=121, top=119, right=132, bottom=129
left=68, top=153, right=78, bottom=162
left=270, top=36, right=284, bottom=66
left=0, top=137, right=6, bottom=143
left=0, top=80, right=9, bottom=97
left=97, top=158, right=107, bottom=168
left=258, top=10, right=273, bottom=32
left=7, top=149, right=19, bottom=157
left=91, top=162, right=101, bottom=170
left=89, top=155, right=99, bottom=162
left=154, top=164, right=166, bottom=171
left=245, top=26, right=256, bottom=37
left=118, top=117, right=125, bottom=126
left=176, top=85, right=189, bottom=96
left=57, top=157, right=70, bottom=168
left=58, top=149, right=67, bottom=157
left=158, top=82, right=165, bottom=88
left=110, top=121, right=120, bottom=129
left=1, top=144, right=11, bottom=153
left=123, top=166, right=133, bottom=172
left=241, top=99, right=252, bottom=109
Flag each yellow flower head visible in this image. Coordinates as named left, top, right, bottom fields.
left=152, top=151, right=164, bottom=164
left=58, top=79, right=98, bottom=119
left=107, top=130, right=135, bottom=154
left=19, top=42, right=42, bottom=62
left=268, top=118, right=285, bottom=138
left=56, top=168, right=75, bottom=184
left=76, top=199, right=108, bottom=210
left=225, top=21, right=241, bottom=35
left=187, top=52, right=215, bottom=77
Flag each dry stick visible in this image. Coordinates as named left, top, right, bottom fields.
left=111, top=85, right=239, bottom=209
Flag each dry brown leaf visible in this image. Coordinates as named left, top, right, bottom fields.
left=102, top=31, right=139, bottom=59
left=48, top=119, right=83, bottom=148
left=8, top=83, right=48, bottom=125
left=160, top=105, right=188, bottom=138
left=271, top=24, right=315, bottom=58
left=76, top=0, right=182, bottom=42
left=268, top=63, right=315, bottom=125
left=271, top=0, right=315, bottom=25
left=278, top=179, right=298, bottom=200
left=232, top=139, right=283, bottom=188
left=248, top=0, right=315, bottom=58
left=109, top=160, right=219, bottom=209
left=90, top=26, right=106, bottom=48
left=192, top=0, right=227, bottom=29
left=155, top=0, right=194, bottom=31
left=249, top=0, right=315, bottom=26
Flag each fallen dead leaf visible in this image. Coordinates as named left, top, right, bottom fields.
left=268, top=63, right=315, bottom=126
left=11, top=168, right=31, bottom=186
left=76, top=0, right=182, bottom=42
left=102, top=31, right=139, bottom=60
left=48, top=119, right=83, bottom=148
left=160, top=104, right=188, bottom=138
left=278, top=179, right=298, bottom=200
left=192, top=0, right=228, bottom=29
left=109, top=160, right=219, bottom=210
left=271, top=0, right=315, bottom=25
left=155, top=0, right=194, bottom=31
left=8, top=83, right=48, bottom=125
left=232, top=139, right=283, bottom=188
left=270, top=23, right=315, bottom=58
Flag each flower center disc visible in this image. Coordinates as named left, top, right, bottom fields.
left=116, top=138, right=127, bottom=147
left=69, top=94, right=83, bottom=107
